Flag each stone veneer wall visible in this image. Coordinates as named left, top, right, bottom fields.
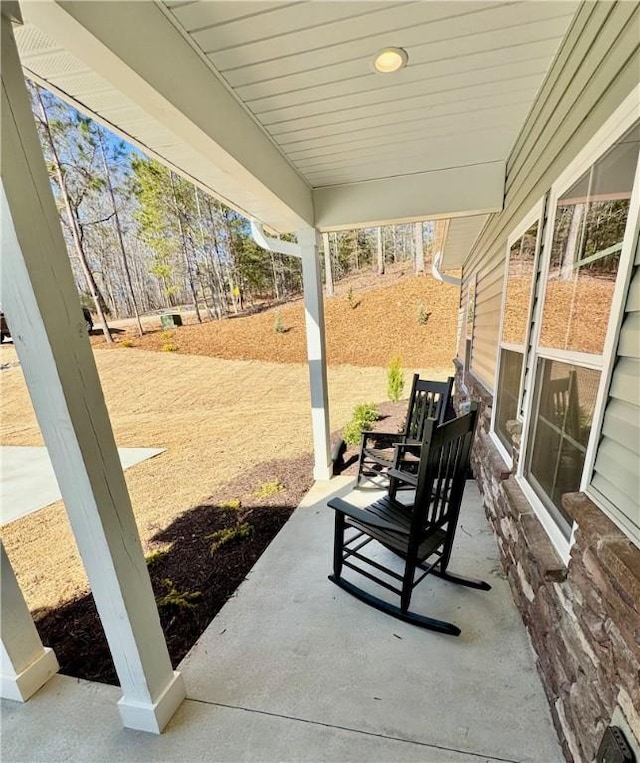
left=453, top=359, right=640, bottom=763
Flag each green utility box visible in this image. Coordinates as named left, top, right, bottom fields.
left=160, top=313, right=183, bottom=329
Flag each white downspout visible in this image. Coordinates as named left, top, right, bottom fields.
left=250, top=221, right=332, bottom=480
left=432, top=250, right=462, bottom=286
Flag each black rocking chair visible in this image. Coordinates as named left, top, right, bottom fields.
left=328, top=404, right=490, bottom=636
left=356, top=375, right=454, bottom=486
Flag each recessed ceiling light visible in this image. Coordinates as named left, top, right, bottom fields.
left=372, top=47, right=408, bottom=74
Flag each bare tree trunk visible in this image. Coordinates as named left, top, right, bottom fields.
left=204, top=197, right=228, bottom=316
left=561, top=204, right=584, bottom=280
left=35, top=87, right=113, bottom=343
left=194, top=189, right=223, bottom=319
left=322, top=232, right=334, bottom=296
left=169, top=171, right=202, bottom=323
left=222, top=209, right=241, bottom=313
left=376, top=227, right=384, bottom=275
left=96, top=126, right=144, bottom=335
left=414, top=221, right=424, bottom=274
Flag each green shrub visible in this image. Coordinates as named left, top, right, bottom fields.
left=160, top=330, right=173, bottom=341
left=145, top=549, right=168, bottom=566
left=347, top=286, right=358, bottom=309
left=387, top=357, right=405, bottom=402
left=252, top=479, right=284, bottom=498
left=219, top=498, right=242, bottom=511
left=121, top=338, right=135, bottom=348
left=417, top=303, right=431, bottom=326
left=342, top=402, right=379, bottom=446
left=161, top=343, right=178, bottom=352
left=207, top=523, right=252, bottom=554
left=274, top=311, right=285, bottom=334
left=155, top=579, right=201, bottom=609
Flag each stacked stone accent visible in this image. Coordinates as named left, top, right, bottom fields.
left=454, top=359, right=640, bottom=763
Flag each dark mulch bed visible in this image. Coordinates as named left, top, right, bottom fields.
left=33, top=453, right=314, bottom=685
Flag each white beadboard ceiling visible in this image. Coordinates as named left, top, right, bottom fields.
left=13, top=0, right=577, bottom=245
left=164, top=0, right=577, bottom=188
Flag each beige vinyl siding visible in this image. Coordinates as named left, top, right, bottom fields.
left=590, top=239, right=640, bottom=538
left=470, top=256, right=504, bottom=388
left=461, top=1, right=640, bottom=390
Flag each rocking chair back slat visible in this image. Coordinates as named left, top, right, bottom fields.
left=412, top=407, right=478, bottom=539
left=405, top=377, right=453, bottom=440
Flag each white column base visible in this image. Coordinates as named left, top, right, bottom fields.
left=1, top=647, right=58, bottom=702
left=117, top=670, right=186, bottom=734
left=313, top=464, right=333, bottom=481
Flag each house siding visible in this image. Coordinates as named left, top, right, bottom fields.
left=590, top=237, right=640, bottom=539
left=457, top=2, right=640, bottom=761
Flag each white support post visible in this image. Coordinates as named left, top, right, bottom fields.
left=0, top=17, right=184, bottom=733
left=1, top=542, right=59, bottom=701
left=297, top=227, right=332, bottom=481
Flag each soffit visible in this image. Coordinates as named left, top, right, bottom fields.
left=164, top=0, right=578, bottom=188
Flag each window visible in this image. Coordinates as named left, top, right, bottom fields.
left=492, top=217, right=540, bottom=459
left=539, top=123, right=640, bottom=356
left=522, top=119, right=640, bottom=543
left=526, top=360, right=600, bottom=531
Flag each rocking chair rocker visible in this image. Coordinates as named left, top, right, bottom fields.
left=328, top=404, right=490, bottom=635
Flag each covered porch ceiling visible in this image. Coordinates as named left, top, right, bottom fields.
left=14, top=0, right=577, bottom=257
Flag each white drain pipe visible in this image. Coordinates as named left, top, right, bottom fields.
left=432, top=251, right=462, bottom=286
left=250, top=220, right=332, bottom=480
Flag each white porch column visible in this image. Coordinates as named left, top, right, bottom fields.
left=1, top=542, right=59, bottom=701
left=297, top=227, right=332, bottom=481
left=0, top=16, right=184, bottom=733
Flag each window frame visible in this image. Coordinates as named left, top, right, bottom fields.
left=490, top=199, right=545, bottom=468
left=516, top=88, right=640, bottom=562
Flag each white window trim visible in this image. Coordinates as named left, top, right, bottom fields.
left=517, top=85, right=640, bottom=561
left=490, top=198, right=545, bottom=470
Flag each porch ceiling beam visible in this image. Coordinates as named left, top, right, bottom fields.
left=312, top=161, right=506, bottom=231
left=20, top=0, right=313, bottom=232
left=1, top=16, right=184, bottom=732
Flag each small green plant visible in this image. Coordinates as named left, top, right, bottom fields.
left=145, top=549, right=168, bottom=566
left=155, top=579, right=201, bottom=609
left=342, top=402, right=379, bottom=446
left=207, top=523, right=252, bottom=554
left=252, top=479, right=284, bottom=499
left=219, top=498, right=242, bottom=511
left=121, top=338, right=135, bottom=348
left=346, top=286, right=358, bottom=309
left=417, top=303, right=431, bottom=326
left=161, top=343, right=178, bottom=352
left=160, top=330, right=173, bottom=341
left=387, top=357, right=405, bottom=403
left=274, top=311, right=286, bottom=334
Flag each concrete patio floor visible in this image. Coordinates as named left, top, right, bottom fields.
left=1, top=478, right=562, bottom=763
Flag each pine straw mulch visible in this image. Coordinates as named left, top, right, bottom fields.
left=91, top=272, right=460, bottom=369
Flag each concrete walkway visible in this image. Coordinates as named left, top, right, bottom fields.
left=1, top=478, right=562, bottom=762
left=0, top=446, right=164, bottom=524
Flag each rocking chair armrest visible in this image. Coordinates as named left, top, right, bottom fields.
left=328, top=497, right=410, bottom=535
left=387, top=468, right=418, bottom=487
left=360, top=430, right=405, bottom=444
